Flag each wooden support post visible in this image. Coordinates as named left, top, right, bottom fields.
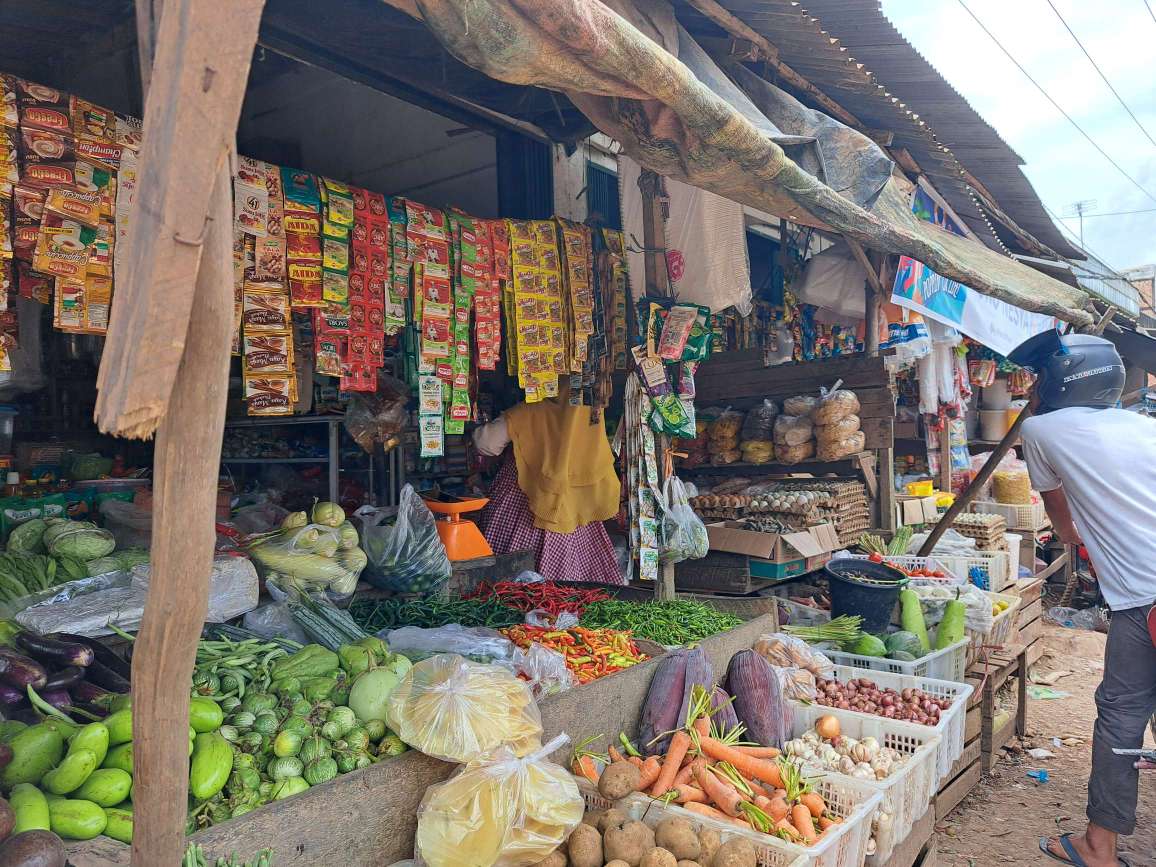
left=878, top=447, right=897, bottom=533
left=93, top=1, right=265, bottom=863
left=937, top=424, right=953, bottom=493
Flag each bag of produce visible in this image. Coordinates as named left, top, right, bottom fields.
left=360, top=485, right=451, bottom=595
left=740, top=398, right=779, bottom=440
left=815, top=430, right=865, bottom=461
left=815, top=414, right=861, bottom=443
left=753, top=632, right=833, bottom=677
left=775, top=440, right=815, bottom=464
left=415, top=734, right=583, bottom=867
left=812, top=388, right=860, bottom=424
left=658, top=477, right=707, bottom=565
left=386, top=654, right=543, bottom=763
left=783, top=394, right=818, bottom=416
left=773, top=414, right=813, bottom=447
left=245, top=507, right=365, bottom=597
left=739, top=439, right=774, bottom=465
left=708, top=409, right=743, bottom=442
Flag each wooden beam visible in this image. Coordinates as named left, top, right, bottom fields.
left=891, top=147, right=923, bottom=177
left=846, top=239, right=884, bottom=294
left=683, top=0, right=866, bottom=131
left=96, top=0, right=265, bottom=439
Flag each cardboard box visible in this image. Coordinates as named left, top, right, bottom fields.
left=895, top=495, right=939, bottom=526
left=706, top=522, right=840, bottom=581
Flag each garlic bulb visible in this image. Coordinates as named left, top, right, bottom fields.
left=861, top=736, right=880, bottom=753
left=784, top=739, right=808, bottom=757
left=834, top=736, right=858, bottom=757
left=870, top=754, right=894, bottom=777
left=820, top=745, right=840, bottom=765
left=851, top=762, right=875, bottom=780
left=838, top=755, right=856, bottom=775
left=850, top=742, right=875, bottom=764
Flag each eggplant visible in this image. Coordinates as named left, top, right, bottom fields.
left=0, top=649, right=47, bottom=690
left=42, top=667, right=84, bottom=691
left=50, top=633, right=130, bottom=680
left=39, top=689, right=70, bottom=710
left=82, top=658, right=131, bottom=694
left=7, top=708, right=41, bottom=726
left=16, top=633, right=94, bottom=668
left=0, top=684, right=23, bottom=707
left=71, top=680, right=112, bottom=704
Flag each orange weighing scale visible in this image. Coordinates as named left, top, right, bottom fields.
left=422, top=493, right=493, bottom=561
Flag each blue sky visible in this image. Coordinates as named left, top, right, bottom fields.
left=880, top=0, right=1156, bottom=271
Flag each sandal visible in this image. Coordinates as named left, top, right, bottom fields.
left=1039, top=834, right=1131, bottom=867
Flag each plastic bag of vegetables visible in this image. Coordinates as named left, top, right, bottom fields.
left=415, top=734, right=582, bottom=867
left=657, top=476, right=707, bottom=564
left=245, top=517, right=366, bottom=596
left=359, top=485, right=451, bottom=594
left=386, top=654, right=543, bottom=763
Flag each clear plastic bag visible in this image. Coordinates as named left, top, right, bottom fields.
left=361, top=485, right=452, bottom=594
left=909, top=581, right=994, bottom=634
left=815, top=415, right=861, bottom=443
left=773, top=414, right=814, bottom=447
left=386, top=654, right=544, bottom=763
left=242, top=577, right=310, bottom=644
left=231, top=500, right=290, bottom=536
left=414, top=734, right=583, bottom=867
left=709, top=409, right=743, bottom=441
left=812, top=388, right=860, bottom=424
left=772, top=665, right=818, bottom=701
left=783, top=395, right=818, bottom=416
left=753, top=632, right=833, bottom=677
left=993, top=466, right=1031, bottom=505
left=739, top=439, right=775, bottom=464
left=99, top=499, right=152, bottom=549
left=776, top=441, right=815, bottom=464
left=815, top=430, right=865, bottom=460
left=741, top=399, right=780, bottom=440
left=658, top=476, right=708, bottom=564
left=343, top=372, right=410, bottom=454
left=245, top=522, right=364, bottom=596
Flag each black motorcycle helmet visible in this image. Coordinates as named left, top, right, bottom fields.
left=1008, top=330, right=1125, bottom=413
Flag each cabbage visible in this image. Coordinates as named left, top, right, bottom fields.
left=6, top=519, right=47, bottom=554
left=86, top=556, right=120, bottom=577
left=885, top=630, right=925, bottom=658
left=86, top=548, right=150, bottom=576
left=45, top=523, right=116, bottom=561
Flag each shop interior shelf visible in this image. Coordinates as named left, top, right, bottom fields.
left=220, top=457, right=329, bottom=464
left=679, top=451, right=872, bottom=472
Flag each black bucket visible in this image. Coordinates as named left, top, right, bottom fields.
left=825, top=559, right=909, bottom=634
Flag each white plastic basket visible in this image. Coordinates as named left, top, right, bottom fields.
left=619, top=775, right=882, bottom=867
left=805, top=665, right=974, bottom=784
left=964, top=591, right=1021, bottom=664
left=931, top=550, right=1011, bottom=592
left=787, top=705, right=941, bottom=864
left=824, top=636, right=969, bottom=683
left=841, top=553, right=962, bottom=584
left=972, top=500, right=1049, bottom=531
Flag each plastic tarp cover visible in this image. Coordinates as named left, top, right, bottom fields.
left=396, top=0, right=1093, bottom=325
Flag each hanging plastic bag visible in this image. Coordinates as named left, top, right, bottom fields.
left=245, top=522, right=364, bottom=596
left=657, top=476, right=708, bottom=564
left=343, top=372, right=410, bottom=454
left=360, top=485, right=452, bottom=594
left=414, top=734, right=583, bottom=867
left=386, top=654, right=543, bottom=763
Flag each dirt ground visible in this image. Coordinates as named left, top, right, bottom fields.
left=936, top=623, right=1156, bottom=866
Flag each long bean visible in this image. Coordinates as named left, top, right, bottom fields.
left=579, top=600, right=743, bottom=645
left=348, top=597, right=522, bottom=632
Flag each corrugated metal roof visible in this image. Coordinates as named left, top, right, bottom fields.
left=787, top=0, right=1084, bottom=260
left=674, top=0, right=1082, bottom=260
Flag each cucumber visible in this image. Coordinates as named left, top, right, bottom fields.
left=1, top=724, right=65, bottom=790
left=48, top=797, right=107, bottom=840
left=9, top=783, right=50, bottom=833
left=73, top=768, right=132, bottom=807
left=899, top=589, right=931, bottom=654
left=936, top=597, right=967, bottom=650
left=41, top=748, right=99, bottom=795
left=103, top=806, right=134, bottom=843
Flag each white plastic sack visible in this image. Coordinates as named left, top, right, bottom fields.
left=795, top=243, right=871, bottom=319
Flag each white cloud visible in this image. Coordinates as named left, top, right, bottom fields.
left=880, top=0, right=1156, bottom=269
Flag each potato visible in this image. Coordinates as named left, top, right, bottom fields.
left=535, top=849, right=569, bottom=867
left=598, top=761, right=642, bottom=801
left=640, top=848, right=677, bottom=867
left=711, top=838, right=756, bottom=867
left=604, top=819, right=655, bottom=867
left=582, top=811, right=603, bottom=829
left=696, top=830, right=721, bottom=867
left=677, top=861, right=703, bottom=867
left=597, top=809, right=629, bottom=834
left=568, top=822, right=604, bottom=867
left=606, top=861, right=632, bottom=867
left=654, top=818, right=700, bottom=861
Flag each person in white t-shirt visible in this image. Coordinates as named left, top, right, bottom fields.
left=1017, top=334, right=1156, bottom=867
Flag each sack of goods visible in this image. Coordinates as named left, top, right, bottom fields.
left=813, top=389, right=863, bottom=460
left=707, top=409, right=744, bottom=465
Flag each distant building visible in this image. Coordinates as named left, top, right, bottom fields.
left=1122, top=265, right=1156, bottom=325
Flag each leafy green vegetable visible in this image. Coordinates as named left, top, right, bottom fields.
left=6, top=518, right=47, bottom=554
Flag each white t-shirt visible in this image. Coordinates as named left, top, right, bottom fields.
left=1020, top=406, right=1156, bottom=610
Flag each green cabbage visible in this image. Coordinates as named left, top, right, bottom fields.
left=86, top=548, right=150, bottom=577
left=884, top=630, right=925, bottom=658
left=45, top=522, right=116, bottom=561
left=6, top=518, right=47, bottom=554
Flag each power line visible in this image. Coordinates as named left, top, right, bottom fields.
left=1044, top=0, right=1156, bottom=148
left=1145, top=0, right=1156, bottom=25
left=1071, top=207, right=1156, bottom=218
left=1043, top=202, right=1119, bottom=268
left=955, top=0, right=1156, bottom=205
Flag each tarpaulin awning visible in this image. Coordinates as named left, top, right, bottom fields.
left=386, top=0, right=1093, bottom=326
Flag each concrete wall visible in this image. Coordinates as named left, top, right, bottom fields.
left=68, top=614, right=777, bottom=867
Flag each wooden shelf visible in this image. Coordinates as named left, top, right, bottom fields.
left=679, top=451, right=872, bottom=473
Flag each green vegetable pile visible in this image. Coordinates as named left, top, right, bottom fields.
left=348, top=597, right=523, bottom=632
left=0, top=552, right=87, bottom=603
left=578, top=600, right=743, bottom=645
left=184, top=843, right=275, bottom=867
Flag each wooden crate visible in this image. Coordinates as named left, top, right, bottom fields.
left=935, top=741, right=981, bottom=821
left=873, top=806, right=935, bottom=867
left=673, top=551, right=779, bottom=594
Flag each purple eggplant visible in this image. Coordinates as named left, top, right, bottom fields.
left=50, top=633, right=130, bottom=679
left=39, top=689, right=71, bottom=710
left=83, top=658, right=130, bottom=694
left=43, top=667, right=84, bottom=691
left=71, top=680, right=113, bottom=704
left=7, top=708, right=40, bottom=726
left=16, top=633, right=94, bottom=668
left=0, top=684, right=24, bottom=707
left=0, top=649, right=47, bottom=690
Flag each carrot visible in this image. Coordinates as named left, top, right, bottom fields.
left=799, top=792, right=826, bottom=818
left=774, top=818, right=801, bottom=841
left=626, top=756, right=644, bottom=768
left=817, top=816, right=837, bottom=831
left=673, top=783, right=706, bottom=804
left=697, top=737, right=784, bottom=788
left=608, top=746, right=625, bottom=763
left=791, top=804, right=818, bottom=843
left=767, top=796, right=790, bottom=822
left=637, top=756, right=662, bottom=790
left=682, top=801, right=747, bottom=827
left=753, top=795, right=773, bottom=811
left=772, top=788, right=787, bottom=800
left=673, top=762, right=696, bottom=787
left=692, top=762, right=743, bottom=817
left=693, top=716, right=710, bottom=737
left=571, top=756, right=600, bottom=783
left=731, top=745, right=781, bottom=759
left=649, top=730, right=692, bottom=797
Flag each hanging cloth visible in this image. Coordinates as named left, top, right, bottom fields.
left=504, top=399, right=620, bottom=534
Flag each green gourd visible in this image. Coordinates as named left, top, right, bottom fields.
left=899, top=589, right=932, bottom=654
left=936, top=595, right=968, bottom=650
